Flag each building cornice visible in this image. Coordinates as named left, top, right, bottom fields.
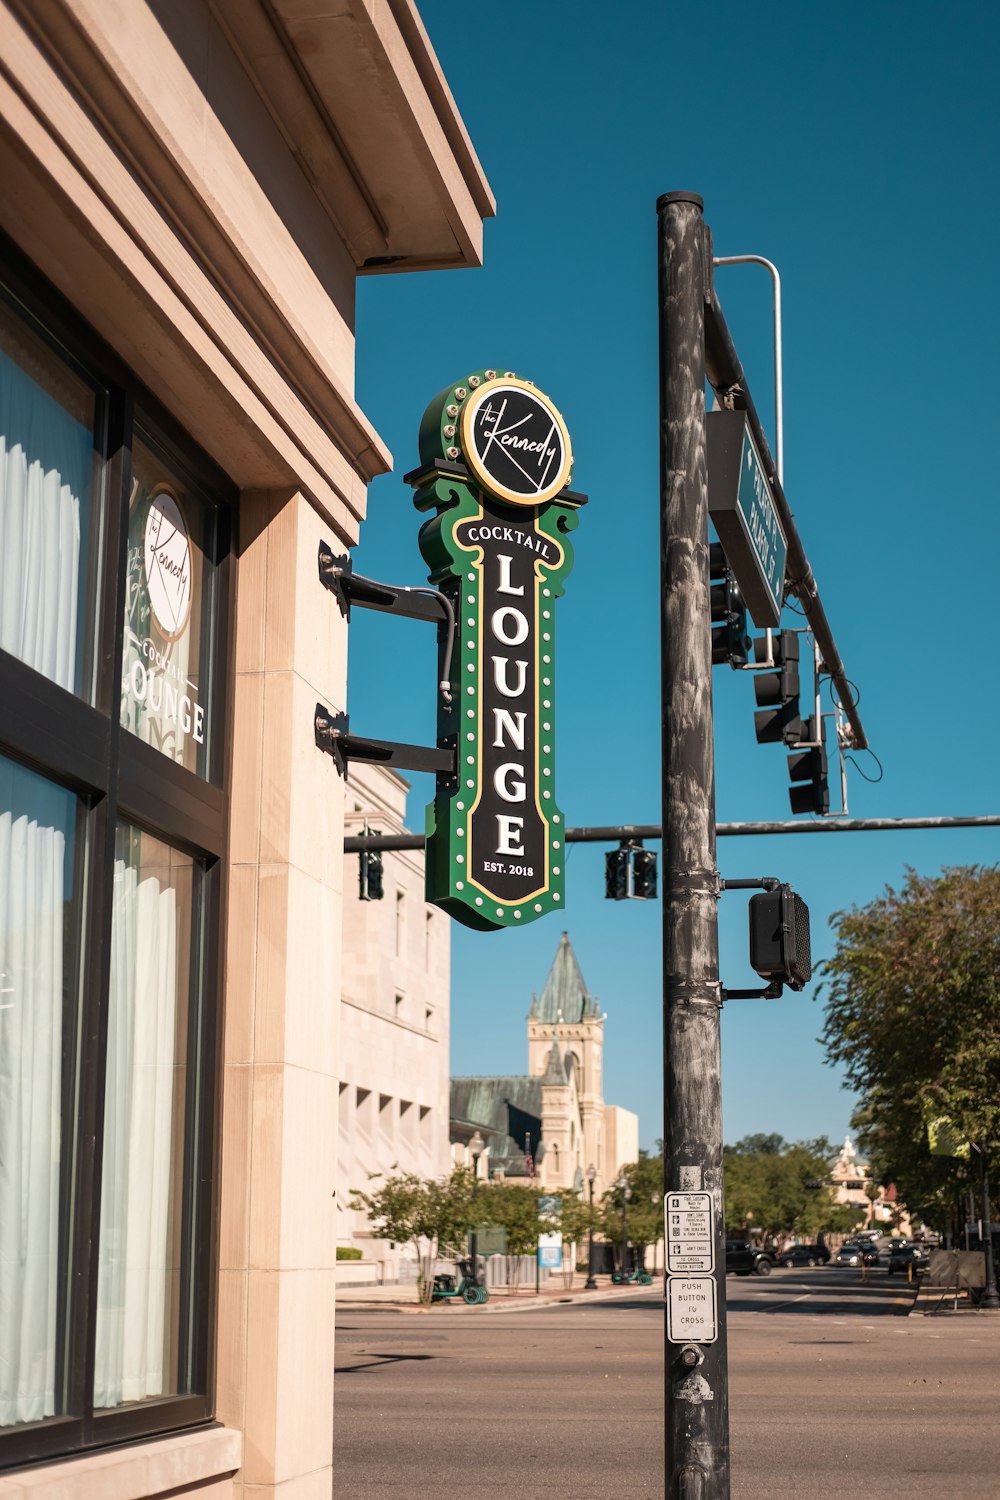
left=2, top=0, right=494, bottom=532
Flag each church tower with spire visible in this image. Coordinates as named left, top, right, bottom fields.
left=529, top=932, right=606, bottom=1189
left=451, top=932, right=637, bottom=1194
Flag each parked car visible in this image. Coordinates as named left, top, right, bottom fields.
left=725, top=1240, right=774, bottom=1277
left=834, top=1243, right=879, bottom=1267
left=779, top=1244, right=831, bottom=1268
left=887, top=1243, right=925, bottom=1275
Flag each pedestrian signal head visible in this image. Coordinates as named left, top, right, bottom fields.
left=748, top=883, right=811, bottom=990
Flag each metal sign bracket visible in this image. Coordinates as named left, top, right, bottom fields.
left=314, top=704, right=456, bottom=780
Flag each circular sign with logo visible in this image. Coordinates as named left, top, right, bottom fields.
left=143, top=485, right=193, bottom=640
left=460, top=377, right=572, bottom=507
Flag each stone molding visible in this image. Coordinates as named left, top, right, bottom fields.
left=0, top=1427, right=241, bottom=1500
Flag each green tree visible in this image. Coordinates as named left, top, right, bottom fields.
left=599, top=1156, right=663, bottom=1268
left=551, top=1189, right=596, bottom=1286
left=722, top=1138, right=839, bottom=1240
left=349, top=1167, right=476, bottom=1304
left=729, top=1132, right=786, bottom=1157
left=820, top=866, right=1000, bottom=1227
left=555, top=1189, right=596, bottom=1253
left=478, top=1181, right=555, bottom=1289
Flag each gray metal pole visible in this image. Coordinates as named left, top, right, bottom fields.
left=658, top=191, right=730, bottom=1499
left=979, top=1145, right=999, bottom=1311
left=343, top=813, right=1000, bottom=853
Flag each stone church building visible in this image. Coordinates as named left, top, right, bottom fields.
left=451, top=933, right=639, bottom=1194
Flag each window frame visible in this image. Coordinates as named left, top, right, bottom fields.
left=0, top=235, right=232, bottom=1470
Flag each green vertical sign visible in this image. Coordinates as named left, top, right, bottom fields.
left=406, top=369, right=583, bottom=931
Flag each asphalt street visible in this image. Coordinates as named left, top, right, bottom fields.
left=333, top=1266, right=1000, bottom=1498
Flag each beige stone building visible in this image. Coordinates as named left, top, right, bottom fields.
left=0, top=2, right=491, bottom=1495
left=830, top=1135, right=911, bottom=1235
left=338, top=765, right=450, bottom=1278
left=451, top=933, right=640, bottom=1195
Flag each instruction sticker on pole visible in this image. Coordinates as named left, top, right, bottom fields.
left=665, top=1191, right=714, bottom=1274
left=667, top=1276, right=718, bottom=1344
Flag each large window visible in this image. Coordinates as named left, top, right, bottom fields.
left=0, top=759, right=84, bottom=1430
left=0, top=242, right=230, bottom=1469
left=0, top=298, right=104, bottom=701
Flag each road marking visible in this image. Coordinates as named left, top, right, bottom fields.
left=761, top=1291, right=815, bottom=1312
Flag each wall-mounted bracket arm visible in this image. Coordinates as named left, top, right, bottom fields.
left=314, top=704, right=350, bottom=776
left=315, top=703, right=455, bottom=779
left=317, top=542, right=456, bottom=704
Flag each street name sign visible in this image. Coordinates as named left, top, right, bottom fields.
left=707, top=409, right=786, bottom=628
left=407, top=370, right=583, bottom=931
left=665, top=1191, right=714, bottom=1273
left=666, top=1276, right=718, bottom=1344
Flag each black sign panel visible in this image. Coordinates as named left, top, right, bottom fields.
left=461, top=379, right=572, bottom=508
left=454, top=497, right=558, bottom=905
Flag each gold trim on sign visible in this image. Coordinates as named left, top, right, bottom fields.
left=453, top=496, right=551, bottom=908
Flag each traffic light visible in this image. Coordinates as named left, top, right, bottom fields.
left=709, top=543, right=751, bottom=668
left=787, top=718, right=830, bottom=815
left=358, top=846, right=384, bottom=900
left=748, top=883, right=812, bottom=990
left=605, top=841, right=658, bottom=900
left=752, top=631, right=802, bottom=745
left=605, top=846, right=629, bottom=900
left=631, top=845, right=658, bottom=900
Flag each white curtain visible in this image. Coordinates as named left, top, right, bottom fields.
left=0, top=346, right=88, bottom=693
left=0, top=767, right=66, bottom=1427
left=93, top=851, right=178, bottom=1408
left=0, top=321, right=91, bottom=1429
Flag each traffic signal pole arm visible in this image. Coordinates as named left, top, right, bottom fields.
left=343, top=814, right=1000, bottom=853
left=702, top=287, right=868, bottom=751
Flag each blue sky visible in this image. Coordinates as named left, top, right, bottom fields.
left=349, top=1, right=1000, bottom=1152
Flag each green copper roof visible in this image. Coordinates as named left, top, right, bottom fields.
left=450, top=1076, right=542, bottom=1178
left=530, top=931, right=600, bottom=1023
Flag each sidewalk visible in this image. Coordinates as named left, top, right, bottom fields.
left=335, top=1272, right=658, bottom=1314
left=913, top=1276, right=1000, bottom=1317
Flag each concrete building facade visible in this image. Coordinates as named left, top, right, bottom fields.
left=338, top=765, right=450, bottom=1279
left=0, top=2, right=491, bottom=1495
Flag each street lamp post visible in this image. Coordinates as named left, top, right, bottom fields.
left=585, top=1165, right=598, bottom=1289
left=618, top=1174, right=631, bottom=1277
left=469, top=1130, right=485, bottom=1289
left=978, top=1142, right=999, bottom=1312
